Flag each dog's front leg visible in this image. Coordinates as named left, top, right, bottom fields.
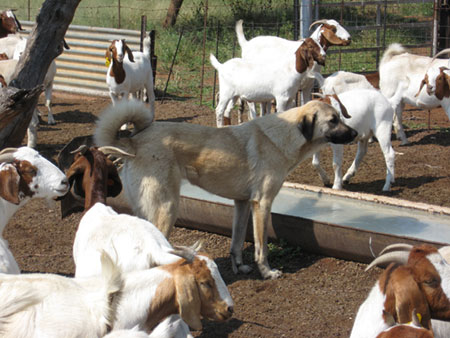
left=252, top=199, right=282, bottom=280
left=230, top=200, right=252, bottom=274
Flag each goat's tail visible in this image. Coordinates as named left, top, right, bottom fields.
left=380, top=43, right=407, bottom=65
left=95, top=99, right=154, bottom=152
left=143, top=34, right=151, bottom=59
left=209, top=54, right=222, bottom=70
left=235, top=19, right=247, bottom=48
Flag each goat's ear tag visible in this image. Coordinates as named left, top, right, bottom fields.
left=105, top=57, right=110, bottom=67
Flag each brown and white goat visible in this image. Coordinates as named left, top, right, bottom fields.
left=0, top=10, right=22, bottom=38
left=350, top=244, right=450, bottom=338
left=377, top=309, right=434, bottom=338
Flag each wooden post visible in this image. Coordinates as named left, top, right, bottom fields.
left=199, top=0, right=208, bottom=105
left=150, top=30, right=157, bottom=87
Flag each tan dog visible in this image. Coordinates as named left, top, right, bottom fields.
left=95, top=99, right=357, bottom=279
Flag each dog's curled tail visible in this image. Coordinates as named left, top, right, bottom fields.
left=95, top=99, right=154, bottom=151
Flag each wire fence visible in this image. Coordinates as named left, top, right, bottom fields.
left=5, top=0, right=449, bottom=104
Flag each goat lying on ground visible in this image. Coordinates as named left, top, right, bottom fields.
left=377, top=309, right=434, bottom=338
left=379, top=43, right=450, bottom=145
left=350, top=244, right=450, bottom=338
left=63, top=146, right=197, bottom=278
left=105, top=38, right=155, bottom=113
left=0, top=147, right=69, bottom=273
left=211, top=37, right=326, bottom=127
left=311, top=89, right=395, bottom=191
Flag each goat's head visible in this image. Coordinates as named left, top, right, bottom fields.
left=367, top=244, right=450, bottom=329
left=0, top=147, right=69, bottom=205
left=416, top=66, right=450, bottom=100
left=0, top=10, right=22, bottom=37
left=310, top=19, right=351, bottom=50
left=168, top=254, right=234, bottom=331
left=65, top=146, right=126, bottom=210
left=312, top=92, right=352, bottom=120
left=295, top=38, right=326, bottom=73
left=106, top=39, right=134, bottom=65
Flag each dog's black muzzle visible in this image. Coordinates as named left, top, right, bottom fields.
left=326, top=125, right=358, bottom=144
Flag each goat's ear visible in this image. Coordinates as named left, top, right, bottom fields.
left=295, top=47, right=308, bottom=73
left=389, top=268, right=432, bottom=329
left=0, top=163, right=21, bottom=205
left=415, top=77, right=427, bottom=97
left=106, top=160, right=122, bottom=197
left=174, top=271, right=202, bottom=331
left=124, top=43, right=134, bottom=63
left=66, top=159, right=87, bottom=197
left=321, top=28, right=344, bottom=46
left=435, top=69, right=450, bottom=100
left=331, top=95, right=351, bottom=119
left=105, top=48, right=111, bottom=63
left=298, top=111, right=317, bottom=141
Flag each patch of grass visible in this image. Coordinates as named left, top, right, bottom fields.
left=268, top=239, right=302, bottom=268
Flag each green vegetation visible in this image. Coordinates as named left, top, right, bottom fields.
left=8, top=0, right=435, bottom=104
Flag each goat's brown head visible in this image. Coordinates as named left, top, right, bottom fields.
left=106, top=39, right=135, bottom=65
left=310, top=19, right=351, bottom=51
left=0, top=10, right=22, bottom=37
left=368, top=244, right=450, bottom=329
left=416, top=67, right=450, bottom=100
left=0, top=147, right=69, bottom=205
left=65, top=146, right=122, bottom=211
left=377, top=309, right=433, bottom=338
left=295, top=38, right=326, bottom=73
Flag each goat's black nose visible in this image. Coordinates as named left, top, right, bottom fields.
left=228, top=306, right=234, bottom=314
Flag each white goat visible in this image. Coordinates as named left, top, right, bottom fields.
left=235, top=18, right=351, bottom=114
left=350, top=244, right=450, bottom=338
left=0, top=251, right=123, bottom=338
left=104, top=316, right=193, bottom=338
left=379, top=43, right=450, bottom=145
left=0, top=147, right=69, bottom=273
left=311, top=89, right=395, bottom=191
left=0, top=35, right=24, bottom=58
left=105, top=38, right=155, bottom=113
left=316, top=70, right=380, bottom=95
left=211, top=37, right=326, bottom=127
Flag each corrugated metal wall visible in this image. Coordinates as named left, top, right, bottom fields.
left=21, top=21, right=142, bottom=96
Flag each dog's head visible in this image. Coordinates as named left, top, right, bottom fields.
left=296, top=100, right=357, bottom=144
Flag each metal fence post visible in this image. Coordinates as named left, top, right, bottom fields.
left=199, top=0, right=208, bottom=105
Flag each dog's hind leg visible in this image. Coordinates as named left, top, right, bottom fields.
left=230, top=200, right=252, bottom=275
left=252, top=199, right=282, bottom=280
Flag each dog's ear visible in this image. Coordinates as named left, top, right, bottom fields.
left=298, top=111, right=317, bottom=141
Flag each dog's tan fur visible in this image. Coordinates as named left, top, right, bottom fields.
left=95, top=99, right=356, bottom=279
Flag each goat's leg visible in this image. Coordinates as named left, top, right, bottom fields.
left=216, top=95, right=235, bottom=127
left=375, top=123, right=395, bottom=191
left=251, top=198, right=281, bottom=279
left=275, top=98, right=290, bottom=113
left=393, top=104, right=409, bottom=145
left=311, top=151, right=331, bottom=187
left=343, top=139, right=369, bottom=184
left=44, top=81, right=55, bottom=125
left=146, top=80, right=156, bottom=114
left=246, top=101, right=257, bottom=121
left=331, top=144, right=344, bottom=190
left=26, top=109, right=39, bottom=148
left=230, top=200, right=252, bottom=274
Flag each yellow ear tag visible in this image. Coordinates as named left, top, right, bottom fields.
left=105, top=57, right=111, bottom=67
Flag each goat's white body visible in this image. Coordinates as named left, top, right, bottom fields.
left=106, top=39, right=155, bottom=113
left=0, top=35, right=23, bottom=58
left=0, top=256, right=121, bottom=338
left=350, top=282, right=389, bottom=338
left=318, top=71, right=377, bottom=95
left=0, top=147, right=68, bottom=273
left=379, top=43, right=450, bottom=144
left=312, top=89, right=395, bottom=191
left=0, top=238, right=19, bottom=274
left=210, top=52, right=316, bottom=126
left=74, top=202, right=182, bottom=278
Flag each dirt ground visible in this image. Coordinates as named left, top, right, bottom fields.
left=4, top=92, right=450, bottom=337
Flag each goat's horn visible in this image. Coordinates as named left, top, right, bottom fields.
left=311, top=92, right=326, bottom=98
left=169, top=245, right=197, bottom=263
left=378, top=243, right=413, bottom=256
left=0, top=148, right=17, bottom=163
left=309, top=19, right=329, bottom=31
left=98, top=146, right=135, bottom=158
left=365, top=251, right=409, bottom=271
left=432, top=48, right=450, bottom=62
left=70, top=145, right=89, bottom=155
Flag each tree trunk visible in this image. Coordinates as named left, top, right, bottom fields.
left=163, top=0, right=184, bottom=28
left=0, top=0, right=81, bottom=148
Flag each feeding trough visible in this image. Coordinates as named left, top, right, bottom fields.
left=177, top=181, right=450, bottom=263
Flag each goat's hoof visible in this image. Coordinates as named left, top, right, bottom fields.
left=47, top=120, right=56, bottom=125
left=262, top=268, right=282, bottom=280
left=237, top=264, right=252, bottom=274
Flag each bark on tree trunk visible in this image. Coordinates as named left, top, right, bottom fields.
left=163, top=0, right=184, bottom=28
left=0, top=0, right=81, bottom=148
